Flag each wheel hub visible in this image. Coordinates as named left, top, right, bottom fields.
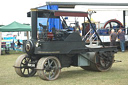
left=45, top=66, right=52, bottom=72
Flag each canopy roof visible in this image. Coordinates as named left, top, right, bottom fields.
left=28, top=9, right=88, bottom=17
left=0, top=21, right=31, bottom=32
left=46, top=2, right=128, bottom=8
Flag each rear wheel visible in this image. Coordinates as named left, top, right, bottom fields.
left=14, top=54, right=36, bottom=77
left=91, top=52, right=114, bottom=71
left=37, top=56, right=61, bottom=80
left=81, top=52, right=114, bottom=71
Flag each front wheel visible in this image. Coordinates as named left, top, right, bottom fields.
left=37, top=56, right=61, bottom=80
left=14, top=54, right=36, bottom=77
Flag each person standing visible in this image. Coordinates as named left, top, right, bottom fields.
left=110, top=29, right=117, bottom=46
left=118, top=29, right=125, bottom=52
left=12, top=39, right=15, bottom=50
left=15, top=39, right=22, bottom=48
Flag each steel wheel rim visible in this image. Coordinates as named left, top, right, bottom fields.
left=95, top=52, right=113, bottom=71
left=43, top=58, right=60, bottom=80
left=20, top=57, right=35, bottom=76
left=14, top=54, right=36, bottom=77
left=37, top=56, right=61, bottom=80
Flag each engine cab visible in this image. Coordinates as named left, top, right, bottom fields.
left=25, top=9, right=90, bottom=55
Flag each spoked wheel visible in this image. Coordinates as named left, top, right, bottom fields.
left=37, top=56, right=61, bottom=80
left=81, top=52, right=114, bottom=71
left=103, top=19, right=124, bottom=28
left=14, top=54, right=36, bottom=77
left=90, top=52, right=114, bottom=71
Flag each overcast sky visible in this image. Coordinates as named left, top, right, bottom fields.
left=0, top=0, right=128, bottom=26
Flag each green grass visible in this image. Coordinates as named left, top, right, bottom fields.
left=0, top=51, right=128, bottom=85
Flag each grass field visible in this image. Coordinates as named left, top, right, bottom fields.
left=0, top=51, right=128, bottom=85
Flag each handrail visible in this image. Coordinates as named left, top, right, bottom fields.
left=82, top=29, right=91, bottom=41
left=89, top=29, right=98, bottom=40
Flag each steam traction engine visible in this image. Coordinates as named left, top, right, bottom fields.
left=14, top=8, right=117, bottom=80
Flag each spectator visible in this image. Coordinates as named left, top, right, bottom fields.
left=118, top=29, right=125, bottom=52
left=12, top=39, right=15, bottom=50
left=110, top=29, right=117, bottom=46
left=15, top=39, right=22, bottom=48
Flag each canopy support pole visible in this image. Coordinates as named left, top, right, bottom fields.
left=27, top=31, right=29, bottom=40
left=123, top=10, right=126, bottom=28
